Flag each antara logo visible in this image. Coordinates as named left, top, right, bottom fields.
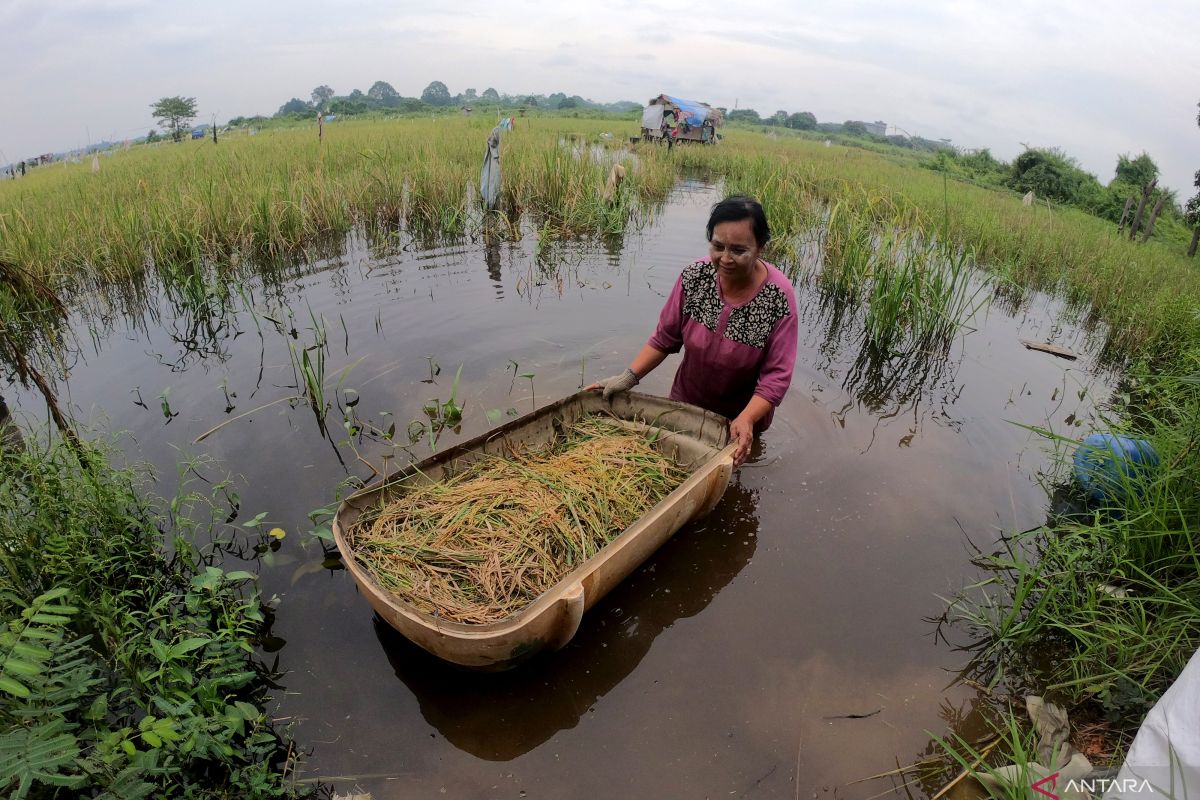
left=1030, top=772, right=1154, bottom=799
left=1031, top=772, right=1060, bottom=800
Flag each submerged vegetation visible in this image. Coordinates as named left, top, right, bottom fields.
left=815, top=200, right=985, bottom=357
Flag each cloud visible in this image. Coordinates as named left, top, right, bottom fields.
left=1, top=0, right=1196, bottom=192
left=542, top=53, right=578, bottom=68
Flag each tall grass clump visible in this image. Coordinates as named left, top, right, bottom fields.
left=864, top=232, right=985, bottom=356
left=810, top=197, right=984, bottom=356
left=0, top=434, right=313, bottom=799
left=817, top=200, right=877, bottom=298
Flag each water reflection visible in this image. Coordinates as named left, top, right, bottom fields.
left=483, top=229, right=503, bottom=285
left=372, top=479, right=760, bottom=761
left=803, top=281, right=966, bottom=432
left=898, top=692, right=997, bottom=800
left=844, top=338, right=963, bottom=417
left=156, top=288, right=241, bottom=370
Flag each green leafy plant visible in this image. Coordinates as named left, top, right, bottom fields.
left=0, top=435, right=315, bottom=799
left=418, top=363, right=466, bottom=450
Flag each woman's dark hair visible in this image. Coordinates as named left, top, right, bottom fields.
left=706, top=195, right=770, bottom=246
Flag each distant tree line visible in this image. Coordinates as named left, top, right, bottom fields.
left=724, top=100, right=1200, bottom=251
left=725, top=107, right=953, bottom=153
left=255, top=81, right=642, bottom=121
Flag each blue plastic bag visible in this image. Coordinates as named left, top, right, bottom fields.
left=1072, top=433, right=1159, bottom=503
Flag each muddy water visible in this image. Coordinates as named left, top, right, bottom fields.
left=7, top=182, right=1111, bottom=798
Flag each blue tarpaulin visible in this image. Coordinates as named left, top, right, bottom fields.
left=664, top=95, right=713, bottom=126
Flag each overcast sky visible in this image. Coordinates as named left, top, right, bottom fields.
left=4, top=0, right=1197, bottom=197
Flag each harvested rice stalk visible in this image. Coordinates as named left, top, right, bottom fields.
left=347, top=416, right=688, bottom=624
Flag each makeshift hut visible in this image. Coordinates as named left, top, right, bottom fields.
left=640, top=94, right=722, bottom=144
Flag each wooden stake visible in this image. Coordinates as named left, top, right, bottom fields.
left=1189, top=227, right=1199, bottom=258
left=1116, top=196, right=1134, bottom=234
left=1129, top=179, right=1156, bottom=240
left=1141, top=195, right=1166, bottom=242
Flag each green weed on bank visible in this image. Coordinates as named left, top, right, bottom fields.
left=0, top=435, right=315, bottom=799
left=945, top=346, right=1200, bottom=729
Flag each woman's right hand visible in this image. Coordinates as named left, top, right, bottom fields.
left=587, top=369, right=639, bottom=399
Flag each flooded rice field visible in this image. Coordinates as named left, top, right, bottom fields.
left=6, top=181, right=1113, bottom=798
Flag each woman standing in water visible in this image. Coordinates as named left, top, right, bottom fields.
left=589, top=196, right=798, bottom=466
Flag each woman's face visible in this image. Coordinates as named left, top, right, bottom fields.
left=709, top=218, right=761, bottom=279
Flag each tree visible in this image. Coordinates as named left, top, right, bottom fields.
left=421, top=81, right=452, bottom=106
left=770, top=110, right=788, bottom=126
left=348, top=89, right=365, bottom=100
left=277, top=98, right=311, bottom=116
left=1186, top=184, right=1200, bottom=257
left=481, top=87, right=500, bottom=101
left=150, top=96, right=198, bottom=142
left=462, top=88, right=478, bottom=102
left=1008, top=147, right=1102, bottom=205
left=1189, top=100, right=1200, bottom=257
left=843, top=120, right=868, bottom=136
left=311, top=85, right=334, bottom=109
left=786, top=111, right=816, bottom=130
left=367, top=81, right=399, bottom=101
left=557, top=97, right=578, bottom=109
left=1114, top=152, right=1159, bottom=188
left=959, top=148, right=1003, bottom=177
left=727, top=108, right=761, bottom=123
left=145, top=129, right=160, bottom=144
left=1094, top=151, right=1170, bottom=225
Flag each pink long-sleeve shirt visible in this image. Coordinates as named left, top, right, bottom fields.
left=647, top=258, right=799, bottom=432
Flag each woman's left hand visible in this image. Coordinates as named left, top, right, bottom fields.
left=729, top=416, right=754, bottom=467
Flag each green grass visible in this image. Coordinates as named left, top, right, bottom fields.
left=4, top=115, right=1197, bottom=366
left=948, top=352, right=1200, bottom=704
left=938, top=346, right=1200, bottom=773
left=0, top=435, right=314, bottom=799
left=0, top=118, right=669, bottom=303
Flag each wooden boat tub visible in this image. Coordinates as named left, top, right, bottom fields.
left=332, top=390, right=735, bottom=670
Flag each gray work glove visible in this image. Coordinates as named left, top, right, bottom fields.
left=595, top=368, right=639, bottom=400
